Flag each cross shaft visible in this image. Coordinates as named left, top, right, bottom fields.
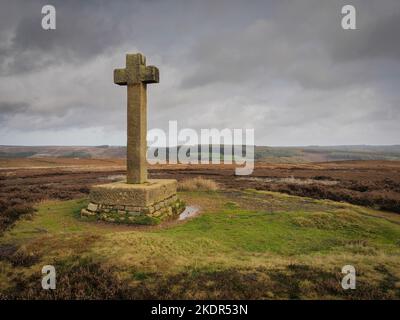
left=114, top=53, right=159, bottom=184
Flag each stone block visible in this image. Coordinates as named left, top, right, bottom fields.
left=87, top=203, right=98, bottom=212
left=89, top=179, right=177, bottom=207
left=81, top=209, right=96, bottom=217
left=126, top=206, right=139, bottom=212
left=82, top=178, right=184, bottom=225
left=152, top=210, right=162, bottom=217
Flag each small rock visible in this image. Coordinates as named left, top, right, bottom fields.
left=87, top=203, right=98, bottom=212
left=81, top=209, right=96, bottom=216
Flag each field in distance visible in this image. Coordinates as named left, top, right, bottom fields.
left=2, top=144, right=400, bottom=163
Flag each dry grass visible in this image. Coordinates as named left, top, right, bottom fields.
left=177, top=177, right=219, bottom=191
left=3, top=258, right=399, bottom=300
left=239, top=176, right=339, bottom=186
left=1, top=190, right=400, bottom=299
left=278, top=176, right=339, bottom=186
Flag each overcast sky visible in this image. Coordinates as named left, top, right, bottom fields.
left=0, top=0, right=399, bottom=146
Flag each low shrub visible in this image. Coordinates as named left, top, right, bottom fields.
left=178, top=177, right=219, bottom=191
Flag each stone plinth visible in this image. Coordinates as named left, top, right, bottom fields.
left=81, top=179, right=185, bottom=225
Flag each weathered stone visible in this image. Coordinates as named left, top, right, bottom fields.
left=114, top=53, right=159, bottom=184
left=152, top=210, right=162, bottom=217
left=167, top=207, right=173, bottom=216
left=81, top=209, right=96, bottom=217
left=89, top=179, right=177, bottom=207
left=126, top=206, right=139, bottom=212
left=87, top=203, right=98, bottom=212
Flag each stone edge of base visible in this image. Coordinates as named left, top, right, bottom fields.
left=80, top=195, right=185, bottom=225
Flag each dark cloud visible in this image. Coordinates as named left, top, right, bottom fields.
left=0, top=0, right=399, bottom=145
left=330, top=11, right=400, bottom=62
left=0, top=101, right=29, bottom=114
left=181, top=0, right=400, bottom=90
left=0, top=101, right=29, bottom=124
left=0, top=0, right=129, bottom=75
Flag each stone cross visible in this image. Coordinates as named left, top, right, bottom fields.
left=114, top=53, right=159, bottom=184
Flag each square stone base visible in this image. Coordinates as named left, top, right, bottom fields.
left=81, top=179, right=185, bottom=225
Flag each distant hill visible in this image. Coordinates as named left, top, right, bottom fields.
left=0, top=145, right=126, bottom=159
left=254, top=145, right=400, bottom=162
left=1, top=145, right=400, bottom=163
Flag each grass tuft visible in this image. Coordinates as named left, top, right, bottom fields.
left=178, top=177, right=219, bottom=191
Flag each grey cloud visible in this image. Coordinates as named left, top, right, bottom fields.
left=0, top=0, right=130, bottom=75
left=0, top=101, right=29, bottom=123
left=329, top=11, right=400, bottom=62
left=0, top=0, right=399, bottom=146
left=0, top=101, right=29, bottom=114
left=181, top=0, right=400, bottom=90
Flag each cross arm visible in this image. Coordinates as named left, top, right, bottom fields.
left=140, top=65, right=159, bottom=84
left=114, top=68, right=127, bottom=85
